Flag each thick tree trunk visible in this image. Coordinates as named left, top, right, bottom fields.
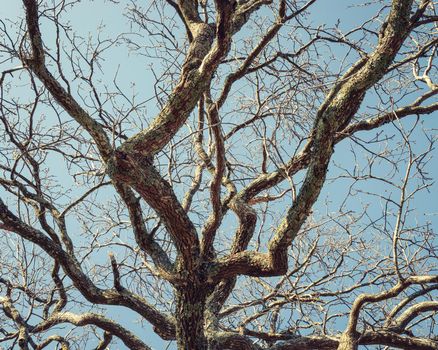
left=175, top=285, right=209, bottom=350
left=337, top=332, right=359, bottom=350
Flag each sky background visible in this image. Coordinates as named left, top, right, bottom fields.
left=1, top=0, right=437, bottom=349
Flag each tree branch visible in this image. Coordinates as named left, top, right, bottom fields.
left=0, top=199, right=176, bottom=340
left=32, top=312, right=152, bottom=350
left=22, top=0, right=113, bottom=162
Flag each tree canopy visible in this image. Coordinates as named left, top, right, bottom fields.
left=0, top=0, right=437, bottom=349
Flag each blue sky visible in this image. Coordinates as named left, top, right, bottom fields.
left=1, top=1, right=437, bottom=349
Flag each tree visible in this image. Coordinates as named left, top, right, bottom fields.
left=0, top=0, right=437, bottom=349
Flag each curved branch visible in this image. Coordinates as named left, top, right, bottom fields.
left=22, top=0, right=113, bottom=162
left=108, top=155, right=199, bottom=273
left=0, top=199, right=176, bottom=340
left=32, top=312, right=151, bottom=350
left=21, top=0, right=175, bottom=276
left=338, top=275, right=438, bottom=350
left=209, top=0, right=421, bottom=281
left=214, top=330, right=438, bottom=350
left=391, top=301, right=438, bottom=331
left=386, top=284, right=438, bottom=325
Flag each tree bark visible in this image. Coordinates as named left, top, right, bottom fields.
left=336, top=332, right=359, bottom=350
left=175, top=284, right=210, bottom=350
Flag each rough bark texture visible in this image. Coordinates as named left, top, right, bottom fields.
left=0, top=0, right=437, bottom=349
left=175, top=286, right=210, bottom=350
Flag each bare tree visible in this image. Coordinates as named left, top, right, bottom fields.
left=0, top=0, right=437, bottom=349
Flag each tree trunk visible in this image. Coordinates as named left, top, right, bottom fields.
left=175, top=285, right=209, bottom=350
left=337, top=332, right=359, bottom=350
